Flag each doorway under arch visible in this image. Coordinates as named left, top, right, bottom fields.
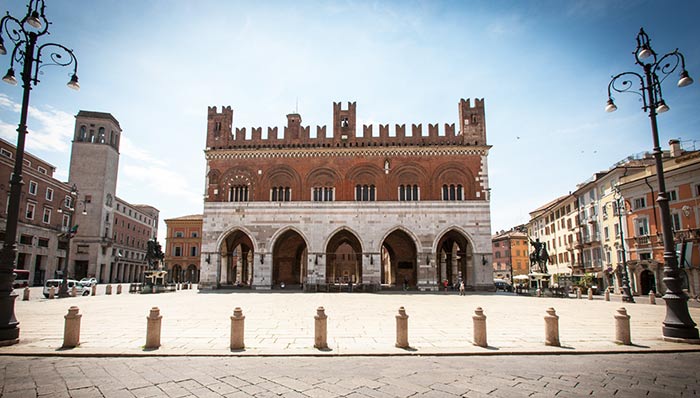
left=220, top=229, right=254, bottom=287
left=171, top=264, right=182, bottom=283
left=272, top=229, right=308, bottom=287
left=326, top=229, right=363, bottom=285
left=435, top=229, right=472, bottom=288
left=640, top=269, right=656, bottom=295
left=186, top=264, right=198, bottom=283
left=381, top=229, right=417, bottom=288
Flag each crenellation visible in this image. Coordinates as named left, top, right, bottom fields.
left=429, top=123, right=438, bottom=137
left=204, top=100, right=487, bottom=150
left=380, top=124, right=389, bottom=139
left=412, top=123, right=422, bottom=137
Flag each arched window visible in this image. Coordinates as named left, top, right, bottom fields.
left=271, top=186, right=291, bottom=202
left=229, top=185, right=249, bottom=202
left=442, top=184, right=464, bottom=201
left=312, top=187, right=335, bottom=202
left=79, top=126, right=87, bottom=141
left=355, top=185, right=376, bottom=201
left=98, top=127, right=105, bottom=143
left=399, top=184, right=419, bottom=201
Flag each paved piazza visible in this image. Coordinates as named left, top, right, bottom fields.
left=1, top=353, right=699, bottom=397
left=3, top=286, right=700, bottom=355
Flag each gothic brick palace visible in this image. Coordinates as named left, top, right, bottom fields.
left=199, top=99, right=493, bottom=291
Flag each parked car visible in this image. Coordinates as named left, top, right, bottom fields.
left=494, top=278, right=513, bottom=292
left=43, top=279, right=90, bottom=298
left=79, top=277, right=97, bottom=287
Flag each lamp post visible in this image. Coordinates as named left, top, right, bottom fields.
left=56, top=185, right=84, bottom=298
left=0, top=0, right=79, bottom=344
left=606, top=28, right=698, bottom=340
left=611, top=190, right=634, bottom=303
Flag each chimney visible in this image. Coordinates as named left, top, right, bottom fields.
left=669, top=139, right=682, bottom=158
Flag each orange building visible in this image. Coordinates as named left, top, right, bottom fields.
left=164, top=214, right=202, bottom=283
left=618, top=141, right=700, bottom=297
left=492, top=227, right=529, bottom=282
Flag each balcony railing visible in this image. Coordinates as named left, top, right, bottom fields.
left=635, top=235, right=651, bottom=245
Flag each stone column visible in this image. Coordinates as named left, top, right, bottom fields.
left=314, top=306, right=328, bottom=349
left=62, top=306, right=81, bottom=348
left=614, top=307, right=631, bottom=345
left=544, top=307, right=560, bottom=347
left=145, top=307, right=162, bottom=349
left=395, top=307, right=409, bottom=348
left=230, top=307, right=245, bottom=350
left=472, top=307, right=487, bottom=348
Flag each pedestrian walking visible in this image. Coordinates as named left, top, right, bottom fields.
left=459, top=281, right=465, bottom=296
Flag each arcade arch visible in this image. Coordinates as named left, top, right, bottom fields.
left=272, top=229, right=308, bottom=286
left=326, top=229, right=363, bottom=284
left=435, top=228, right=473, bottom=287
left=381, top=229, right=418, bottom=288
left=219, top=229, right=255, bottom=287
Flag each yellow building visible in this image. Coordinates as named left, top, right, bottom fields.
left=164, top=214, right=202, bottom=283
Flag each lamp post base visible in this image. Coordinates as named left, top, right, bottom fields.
left=662, top=293, right=699, bottom=341
left=0, top=290, right=20, bottom=346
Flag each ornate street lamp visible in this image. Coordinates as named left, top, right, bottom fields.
left=612, top=189, right=634, bottom=303
left=56, top=185, right=85, bottom=298
left=0, top=0, right=80, bottom=345
left=606, top=28, right=698, bottom=341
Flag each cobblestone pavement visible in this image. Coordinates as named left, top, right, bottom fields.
left=1, top=352, right=698, bottom=397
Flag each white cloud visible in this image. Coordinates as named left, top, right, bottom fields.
left=0, top=94, right=74, bottom=153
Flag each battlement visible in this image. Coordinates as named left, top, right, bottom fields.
left=205, top=99, right=487, bottom=150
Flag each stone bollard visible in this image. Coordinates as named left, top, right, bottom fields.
left=472, top=307, right=488, bottom=348
left=605, top=289, right=610, bottom=301
left=116, top=284, right=122, bottom=295
left=544, top=307, right=560, bottom=347
left=62, top=306, right=82, bottom=348
left=576, top=287, right=582, bottom=299
left=49, top=286, right=55, bottom=299
left=614, top=307, right=632, bottom=345
left=71, top=285, right=77, bottom=297
left=649, top=291, right=656, bottom=305
left=23, top=287, right=30, bottom=301
left=536, top=288, right=541, bottom=297
left=176, top=283, right=180, bottom=290
left=145, top=307, right=162, bottom=349
left=587, top=288, right=593, bottom=300
left=314, top=306, right=328, bottom=349
left=230, top=307, right=245, bottom=350
left=105, top=285, right=112, bottom=295
left=395, top=307, right=409, bottom=348
left=91, top=285, right=96, bottom=296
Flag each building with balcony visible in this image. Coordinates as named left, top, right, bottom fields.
left=528, top=194, right=579, bottom=278
left=618, top=140, right=700, bottom=298
left=164, top=214, right=202, bottom=283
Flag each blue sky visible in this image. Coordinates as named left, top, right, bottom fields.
left=1, top=0, right=699, bottom=242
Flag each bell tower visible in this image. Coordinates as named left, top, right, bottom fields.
left=67, top=111, right=121, bottom=279
left=458, top=98, right=486, bottom=145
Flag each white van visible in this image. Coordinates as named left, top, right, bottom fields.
left=43, top=279, right=89, bottom=298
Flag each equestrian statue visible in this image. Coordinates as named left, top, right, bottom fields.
left=529, top=237, right=549, bottom=274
